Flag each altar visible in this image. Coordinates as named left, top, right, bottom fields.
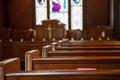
left=35, top=19, right=65, bottom=41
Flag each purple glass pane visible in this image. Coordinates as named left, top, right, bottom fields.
left=52, top=1, right=61, bottom=12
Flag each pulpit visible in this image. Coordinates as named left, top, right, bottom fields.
left=35, top=19, right=65, bottom=41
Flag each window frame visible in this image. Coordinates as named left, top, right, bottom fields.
left=34, top=0, right=86, bottom=30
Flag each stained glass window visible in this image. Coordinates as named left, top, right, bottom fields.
left=50, top=0, right=69, bottom=30
left=35, top=0, right=83, bottom=30
left=71, top=0, right=83, bottom=30
left=35, top=0, right=47, bottom=25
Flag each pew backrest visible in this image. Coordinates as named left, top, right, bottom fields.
left=56, top=46, right=120, bottom=50
left=62, top=40, right=120, bottom=46
left=32, top=56, right=120, bottom=70
left=47, top=50, right=120, bottom=56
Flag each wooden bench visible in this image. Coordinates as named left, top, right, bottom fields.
left=61, top=40, right=120, bottom=46
left=41, top=42, right=120, bottom=57
left=50, top=40, right=120, bottom=51
left=25, top=50, right=120, bottom=71
left=66, top=26, right=113, bottom=40
left=0, top=58, right=20, bottom=80
left=32, top=56, right=120, bottom=70
left=46, top=49, right=120, bottom=56
left=56, top=45, right=120, bottom=50
left=1, top=41, right=51, bottom=60
left=40, top=41, right=120, bottom=57
left=5, top=69, right=120, bottom=80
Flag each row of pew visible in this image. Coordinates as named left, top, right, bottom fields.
left=1, top=58, right=120, bottom=80
left=1, top=40, right=120, bottom=80
left=0, top=25, right=113, bottom=42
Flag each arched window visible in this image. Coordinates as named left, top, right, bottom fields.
left=35, top=0, right=83, bottom=30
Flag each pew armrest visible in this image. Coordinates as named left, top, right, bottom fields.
left=25, top=50, right=40, bottom=71
left=42, top=45, right=52, bottom=57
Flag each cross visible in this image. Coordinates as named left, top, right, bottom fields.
left=47, top=24, right=53, bottom=40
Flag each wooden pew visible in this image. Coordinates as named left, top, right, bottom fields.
left=25, top=50, right=120, bottom=71
left=1, top=41, right=51, bottom=60
left=54, top=40, right=120, bottom=50
left=32, top=56, right=120, bottom=70
left=56, top=45, right=120, bottom=50
left=62, top=40, right=120, bottom=46
left=46, top=49, right=120, bottom=56
left=40, top=41, right=120, bottom=57
left=6, top=69, right=120, bottom=80
left=66, top=26, right=113, bottom=40
left=48, top=40, right=120, bottom=51
left=23, top=43, right=120, bottom=80
left=0, top=58, right=20, bottom=80
left=41, top=42, right=120, bottom=57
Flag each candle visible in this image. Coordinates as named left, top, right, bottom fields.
left=90, top=37, right=93, bottom=41
left=101, top=31, right=105, bottom=37
left=43, top=38, right=46, bottom=42
left=99, top=37, right=102, bottom=40
left=9, top=39, right=13, bottom=42
left=20, top=38, right=23, bottom=42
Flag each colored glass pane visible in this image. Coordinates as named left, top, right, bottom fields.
left=71, top=0, right=83, bottom=30
left=35, top=0, right=83, bottom=30
left=50, top=0, right=68, bottom=30
left=35, top=0, right=47, bottom=25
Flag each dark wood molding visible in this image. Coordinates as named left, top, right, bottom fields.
left=113, top=0, right=120, bottom=40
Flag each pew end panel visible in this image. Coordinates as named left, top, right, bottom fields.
left=25, top=50, right=40, bottom=72
left=42, top=45, right=52, bottom=57
left=0, top=58, right=20, bottom=80
left=0, top=58, right=20, bottom=73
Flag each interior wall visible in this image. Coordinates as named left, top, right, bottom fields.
left=6, top=0, right=110, bottom=29
left=85, top=0, right=110, bottom=28
left=8, top=0, right=34, bottom=29
left=0, top=0, right=6, bottom=28
left=113, top=0, right=120, bottom=40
